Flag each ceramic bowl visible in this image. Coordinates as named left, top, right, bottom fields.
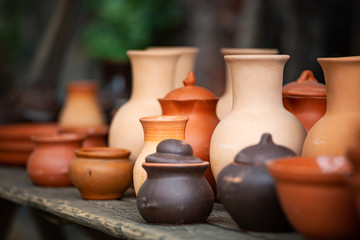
left=0, top=123, right=58, bottom=165
left=69, top=147, right=133, bottom=200
left=267, top=156, right=360, bottom=239
left=58, top=125, right=108, bottom=147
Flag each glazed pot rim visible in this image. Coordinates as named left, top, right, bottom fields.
left=58, top=125, right=108, bottom=136
left=146, top=46, right=200, bottom=54
left=224, top=54, right=289, bottom=61
left=127, top=50, right=181, bottom=57
left=0, top=123, right=58, bottom=140
left=142, top=161, right=209, bottom=167
left=139, top=116, right=189, bottom=122
left=75, top=147, right=131, bottom=159
left=317, top=55, right=360, bottom=63
left=31, top=133, right=86, bottom=143
left=221, top=48, right=279, bottom=55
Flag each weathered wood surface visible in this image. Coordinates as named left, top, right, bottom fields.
left=0, top=167, right=303, bottom=240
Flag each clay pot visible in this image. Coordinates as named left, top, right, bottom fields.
left=302, top=56, right=360, bottom=157
left=58, top=81, right=106, bottom=127
left=58, top=125, right=108, bottom=147
left=27, top=133, right=85, bottom=186
left=69, top=147, right=133, bottom=200
left=109, top=50, right=180, bottom=161
left=133, top=116, right=188, bottom=195
left=347, top=177, right=360, bottom=221
left=0, top=123, right=58, bottom=166
left=146, top=46, right=199, bottom=88
left=267, top=156, right=360, bottom=239
left=210, top=55, right=306, bottom=181
left=283, top=70, right=326, bottom=132
left=217, top=48, right=279, bottom=119
left=217, top=134, right=296, bottom=232
left=137, top=139, right=214, bottom=224
left=159, top=71, right=219, bottom=194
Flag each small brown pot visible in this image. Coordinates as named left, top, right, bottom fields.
left=27, top=133, right=85, bottom=186
left=69, top=147, right=133, bottom=200
left=58, top=125, right=108, bottom=147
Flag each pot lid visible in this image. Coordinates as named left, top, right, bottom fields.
left=145, top=139, right=202, bottom=164
left=235, top=134, right=296, bottom=166
left=283, top=70, right=326, bottom=97
left=163, top=71, right=217, bottom=100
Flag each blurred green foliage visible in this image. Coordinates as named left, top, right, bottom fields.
left=82, top=0, right=182, bottom=62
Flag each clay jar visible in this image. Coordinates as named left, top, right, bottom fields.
left=347, top=143, right=360, bottom=219
left=267, top=156, right=359, bottom=239
left=283, top=70, right=326, bottom=132
left=302, top=56, right=360, bottom=156
left=133, top=116, right=188, bottom=195
left=27, top=133, right=85, bottom=186
left=217, top=134, right=296, bottom=232
left=159, top=71, right=219, bottom=193
left=58, top=81, right=106, bottom=127
left=69, top=147, right=133, bottom=200
left=137, top=139, right=214, bottom=224
left=58, top=125, right=108, bottom=147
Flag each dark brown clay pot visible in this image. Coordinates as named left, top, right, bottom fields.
left=27, top=133, right=85, bottom=186
left=137, top=139, right=214, bottom=224
left=58, top=125, right=108, bottom=147
left=69, top=147, right=133, bottom=200
left=217, top=134, right=296, bottom=232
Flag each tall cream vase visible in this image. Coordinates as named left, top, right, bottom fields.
left=210, top=55, right=306, bottom=181
left=216, top=48, right=279, bottom=120
left=108, top=50, right=180, bottom=161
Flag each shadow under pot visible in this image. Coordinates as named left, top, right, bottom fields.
left=137, top=139, right=214, bottom=224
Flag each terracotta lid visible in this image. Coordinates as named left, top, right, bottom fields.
left=283, top=70, right=326, bottom=97
left=145, top=139, right=202, bottom=164
left=162, top=71, right=217, bottom=100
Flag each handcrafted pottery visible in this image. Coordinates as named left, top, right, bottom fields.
left=137, top=139, right=214, bottom=224
left=58, top=125, right=108, bottom=147
left=27, top=133, right=85, bottom=186
left=347, top=177, right=360, bottom=220
left=217, top=48, right=279, bottom=119
left=217, top=134, right=295, bottom=232
left=267, top=156, right=359, bottom=239
left=146, top=46, right=199, bottom=88
left=133, top=116, right=188, bottom=195
left=210, top=55, right=306, bottom=181
left=109, top=50, right=180, bottom=161
left=302, top=56, right=360, bottom=157
left=347, top=143, right=360, bottom=218
left=69, top=147, right=133, bottom=200
left=283, top=70, right=326, bottom=132
left=0, top=123, right=58, bottom=166
left=159, top=71, right=219, bottom=193
left=58, top=81, right=106, bottom=127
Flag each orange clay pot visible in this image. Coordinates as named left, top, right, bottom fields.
left=69, top=147, right=133, bottom=200
left=58, top=125, right=108, bottom=147
left=27, top=133, right=85, bottom=186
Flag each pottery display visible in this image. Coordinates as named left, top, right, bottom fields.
left=109, top=50, right=180, bottom=161
left=217, top=48, right=279, bottom=119
left=267, top=156, right=360, bottom=239
left=137, top=139, right=214, bottom=224
left=0, top=123, right=58, bottom=166
left=133, top=116, right=188, bottom=195
left=69, top=147, right=133, bottom=200
left=146, top=46, right=199, bottom=88
left=210, top=55, right=306, bottom=181
left=283, top=70, right=326, bottom=132
left=347, top=143, right=360, bottom=218
left=58, top=125, right=108, bottom=147
left=302, top=56, right=360, bottom=157
left=217, top=134, right=296, bottom=232
left=27, top=133, right=85, bottom=186
left=58, top=81, right=106, bottom=127
left=159, top=71, right=219, bottom=193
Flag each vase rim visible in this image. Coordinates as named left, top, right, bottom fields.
left=139, top=116, right=189, bottom=123
left=224, top=54, right=289, bottom=61
left=221, top=48, right=279, bottom=55
left=75, top=147, right=131, bottom=159
left=317, top=55, right=360, bottom=63
left=127, top=50, right=181, bottom=57
left=146, top=46, right=199, bottom=53
left=142, top=161, right=209, bottom=168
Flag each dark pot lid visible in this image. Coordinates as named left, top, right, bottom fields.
left=282, top=70, right=326, bottom=97
left=235, top=134, right=296, bottom=166
left=145, top=139, right=202, bottom=163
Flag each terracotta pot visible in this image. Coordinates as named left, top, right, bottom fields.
left=109, top=50, right=180, bottom=161
left=217, top=48, right=279, bottom=119
left=159, top=71, right=219, bottom=194
left=347, top=177, right=360, bottom=221
left=210, top=55, right=306, bottom=181
left=302, top=56, right=360, bottom=157
left=27, top=133, right=85, bottom=186
left=0, top=123, right=58, bottom=166
left=58, top=81, right=106, bottom=127
left=267, top=156, right=359, bottom=239
left=137, top=139, right=214, bottom=224
left=58, top=125, right=108, bottom=147
left=283, top=70, right=326, bottom=132
left=146, top=46, right=199, bottom=88
left=133, top=116, right=188, bottom=195
left=69, top=147, right=133, bottom=200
